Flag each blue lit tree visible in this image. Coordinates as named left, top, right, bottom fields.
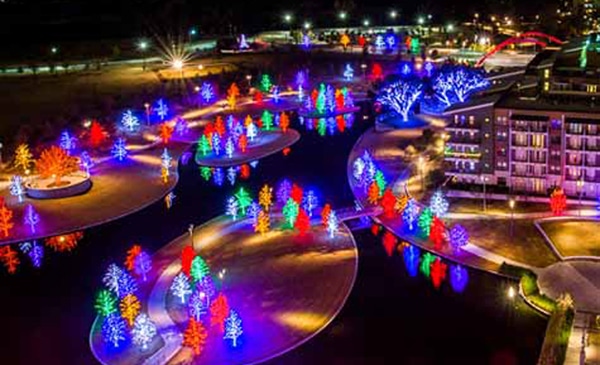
left=402, top=198, right=419, bottom=231
left=227, top=167, right=236, bottom=186
left=154, top=99, right=169, bottom=121
left=225, top=137, right=235, bottom=159
left=433, top=66, right=489, bottom=106
left=171, top=272, right=192, bottom=304
left=175, top=118, right=189, bottom=136
left=302, top=190, right=319, bottom=217
left=111, top=138, right=128, bottom=161
left=121, top=110, right=140, bottom=132
left=102, top=313, right=127, bottom=348
left=134, top=251, right=152, bottom=282
left=429, top=190, right=449, bottom=217
left=449, top=264, right=469, bottom=293
left=161, top=148, right=172, bottom=170
left=196, top=275, right=216, bottom=302
left=117, top=271, right=138, bottom=298
left=223, top=310, right=243, bottom=347
left=226, top=197, right=239, bottom=219
left=23, top=204, right=40, bottom=233
left=343, top=64, right=354, bottom=80
left=200, top=82, right=215, bottom=104
left=9, top=175, right=24, bottom=203
left=79, top=151, right=94, bottom=176
left=377, top=79, right=423, bottom=122
left=28, top=241, right=44, bottom=268
left=248, top=201, right=260, bottom=224
left=132, top=313, right=157, bottom=350
left=212, top=133, right=222, bottom=156
left=59, top=130, right=77, bottom=154
left=352, top=157, right=365, bottom=183
left=213, top=168, right=224, bottom=187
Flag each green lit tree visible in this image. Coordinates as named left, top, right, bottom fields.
left=262, top=111, right=274, bottom=130
left=190, top=256, right=211, bottom=283
left=418, top=207, right=433, bottom=236
left=95, top=289, right=117, bottom=317
left=282, top=198, right=300, bottom=228
left=235, top=188, right=253, bottom=216
left=197, top=135, right=211, bottom=156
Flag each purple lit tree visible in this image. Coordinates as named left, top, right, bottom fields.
left=23, top=204, right=40, bottom=233
left=103, top=263, right=124, bottom=295
left=133, top=251, right=152, bottom=282
left=189, top=289, right=209, bottom=321
left=449, top=224, right=469, bottom=252
left=377, top=80, right=423, bottom=122
left=277, top=179, right=293, bottom=205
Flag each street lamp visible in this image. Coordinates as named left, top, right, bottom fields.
left=577, top=178, right=585, bottom=216
left=418, top=156, right=425, bottom=191
left=417, top=16, right=425, bottom=25
left=339, top=11, right=347, bottom=20
left=143, top=103, right=151, bottom=125
left=138, top=40, right=149, bottom=70
left=50, top=46, right=58, bottom=55
left=283, top=13, right=293, bottom=23
left=480, top=175, right=488, bottom=212
left=390, top=10, right=398, bottom=20
left=360, top=63, right=367, bottom=80
left=189, top=28, right=197, bottom=37
left=188, top=224, right=195, bottom=250
left=447, top=23, right=455, bottom=32
left=509, top=198, right=516, bottom=236
left=363, top=19, right=370, bottom=27
left=507, top=286, right=516, bottom=299
left=304, top=21, right=312, bottom=30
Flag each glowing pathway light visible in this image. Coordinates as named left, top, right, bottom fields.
left=111, top=138, right=128, bottom=161
left=377, top=80, right=423, bottom=122
left=224, top=310, right=243, bottom=347
left=23, top=204, right=40, bottom=234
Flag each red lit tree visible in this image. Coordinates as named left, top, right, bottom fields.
left=36, top=146, right=79, bottom=186
left=0, top=246, right=20, bottom=274
left=290, top=183, right=304, bottom=204
left=311, top=89, right=319, bottom=106
left=358, top=35, right=366, bottom=47
left=429, top=217, right=446, bottom=250
left=371, top=63, right=383, bottom=80
left=336, top=92, right=345, bottom=110
left=550, top=187, right=567, bottom=216
left=238, top=134, right=248, bottom=153
left=279, top=112, right=290, bottom=133
left=368, top=181, right=380, bottom=205
left=204, top=122, right=215, bottom=139
left=0, top=198, right=14, bottom=238
left=336, top=116, right=345, bottom=133
left=183, top=318, right=208, bottom=356
left=371, top=224, right=381, bottom=236
left=88, top=121, right=108, bottom=148
left=214, top=116, right=226, bottom=137
left=321, top=204, right=332, bottom=227
left=254, top=91, right=263, bottom=104
left=430, top=258, right=447, bottom=289
left=240, top=164, right=250, bottom=179
left=159, top=123, right=173, bottom=145
left=125, top=245, right=142, bottom=272
left=380, top=188, right=397, bottom=218
left=382, top=231, right=397, bottom=257
left=210, top=293, right=230, bottom=333
left=295, top=208, right=310, bottom=235
left=181, top=246, right=195, bottom=277
left=282, top=147, right=291, bottom=156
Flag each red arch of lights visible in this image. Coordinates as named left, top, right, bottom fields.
left=475, top=32, right=564, bottom=67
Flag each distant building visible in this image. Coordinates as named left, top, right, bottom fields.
left=443, top=34, right=600, bottom=199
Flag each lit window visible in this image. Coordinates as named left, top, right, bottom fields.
left=543, top=69, right=550, bottom=79
left=543, top=82, right=549, bottom=91
left=587, top=84, right=598, bottom=93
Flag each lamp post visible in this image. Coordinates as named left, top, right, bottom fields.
left=339, top=11, right=347, bottom=21
left=138, top=40, right=148, bottom=71
left=480, top=175, right=487, bottom=212
left=577, top=178, right=585, bottom=216
left=188, top=224, right=195, bottom=250
left=144, top=103, right=150, bottom=125
left=418, top=156, right=425, bottom=191
left=360, top=63, right=367, bottom=81
left=509, top=198, right=515, bottom=236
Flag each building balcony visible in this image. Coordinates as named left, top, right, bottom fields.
left=447, top=124, right=480, bottom=131
left=448, top=139, right=480, bottom=145
left=511, top=171, right=547, bottom=178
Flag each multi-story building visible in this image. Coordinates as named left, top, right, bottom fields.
left=443, top=33, right=600, bottom=199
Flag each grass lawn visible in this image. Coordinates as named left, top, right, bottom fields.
left=539, top=220, right=600, bottom=258
left=449, top=198, right=550, bottom=215
left=447, top=217, right=559, bottom=268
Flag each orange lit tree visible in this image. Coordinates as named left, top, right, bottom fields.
left=0, top=198, right=14, bottom=238
left=227, top=83, right=240, bottom=109
left=183, top=318, right=208, bottom=356
left=550, top=187, right=567, bottom=216
left=119, top=293, right=141, bottom=327
left=0, top=246, right=20, bottom=274
left=36, top=146, right=79, bottom=186
left=45, top=231, right=83, bottom=252
left=159, top=123, right=173, bottom=145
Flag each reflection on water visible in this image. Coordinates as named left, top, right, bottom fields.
left=299, top=114, right=356, bottom=137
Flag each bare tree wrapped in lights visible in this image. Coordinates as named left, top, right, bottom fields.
left=377, top=80, right=423, bottom=122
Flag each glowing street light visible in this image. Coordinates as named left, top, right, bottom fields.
left=172, top=58, right=184, bottom=70
left=417, top=16, right=425, bottom=25
left=363, top=19, right=370, bottom=27
left=189, top=28, right=197, bottom=36
left=390, top=10, right=398, bottom=19
left=50, top=46, right=58, bottom=54
left=507, top=286, right=516, bottom=299
left=304, top=21, right=312, bottom=30
left=447, top=23, right=455, bottom=32
left=138, top=41, right=148, bottom=50
left=339, top=11, right=347, bottom=20
left=283, top=13, right=293, bottom=23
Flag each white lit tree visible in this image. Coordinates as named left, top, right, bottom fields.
left=132, top=313, right=157, bottom=350
left=223, top=310, right=243, bottom=347
left=9, top=175, right=25, bottom=203
left=121, top=110, right=140, bottom=132
left=170, top=272, right=192, bottom=304
left=429, top=190, right=449, bottom=217
left=377, top=80, right=423, bottom=122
